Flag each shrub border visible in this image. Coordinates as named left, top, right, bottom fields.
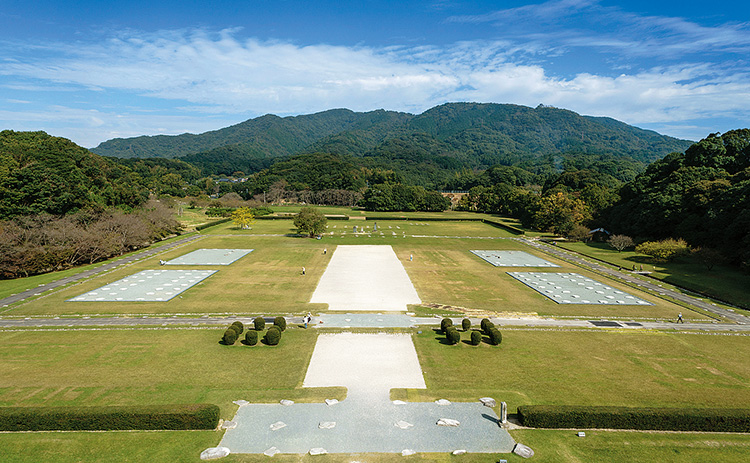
left=517, top=405, right=750, bottom=432
left=0, top=404, right=220, bottom=431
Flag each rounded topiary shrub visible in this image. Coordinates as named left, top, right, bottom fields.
left=273, top=316, right=287, bottom=331
left=470, top=330, right=482, bottom=346
left=440, top=318, right=453, bottom=333
left=489, top=328, right=503, bottom=346
left=481, top=318, right=495, bottom=335
left=244, top=330, right=258, bottom=346
left=231, top=321, right=244, bottom=334
left=253, top=316, right=266, bottom=331
left=221, top=328, right=238, bottom=345
left=264, top=326, right=281, bottom=346
left=461, top=318, right=471, bottom=331
left=445, top=327, right=461, bottom=345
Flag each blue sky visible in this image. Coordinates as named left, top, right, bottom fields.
left=1, top=0, right=749, bottom=147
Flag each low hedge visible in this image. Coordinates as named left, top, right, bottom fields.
left=0, top=404, right=220, bottom=431
left=273, top=316, right=287, bottom=331
left=517, top=405, right=750, bottom=432
left=469, top=330, right=482, bottom=345
left=253, top=316, right=266, bottom=331
left=195, top=218, right=231, bottom=231
left=440, top=318, right=453, bottom=333
left=461, top=318, right=471, bottom=331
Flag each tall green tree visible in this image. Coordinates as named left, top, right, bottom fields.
left=293, top=207, right=327, bottom=238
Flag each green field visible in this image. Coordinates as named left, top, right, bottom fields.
left=1, top=213, right=748, bottom=462
left=5, top=219, right=697, bottom=320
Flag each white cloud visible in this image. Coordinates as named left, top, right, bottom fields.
left=0, top=26, right=749, bottom=145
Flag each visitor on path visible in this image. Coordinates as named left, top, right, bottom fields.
left=409, top=254, right=413, bottom=261
left=302, top=267, right=306, bottom=275
left=304, top=313, right=312, bottom=328
left=678, top=312, right=683, bottom=323
left=323, top=248, right=327, bottom=255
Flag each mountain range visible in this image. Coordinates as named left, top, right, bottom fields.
left=92, top=103, right=693, bottom=180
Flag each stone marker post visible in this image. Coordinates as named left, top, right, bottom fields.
left=500, top=401, right=508, bottom=424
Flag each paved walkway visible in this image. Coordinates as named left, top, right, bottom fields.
left=3, top=313, right=749, bottom=333
left=0, top=234, right=204, bottom=310
left=519, top=238, right=750, bottom=324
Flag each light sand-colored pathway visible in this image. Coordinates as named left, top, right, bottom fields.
left=309, top=245, right=421, bottom=311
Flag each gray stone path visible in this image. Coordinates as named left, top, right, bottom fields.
left=2, top=313, right=749, bottom=332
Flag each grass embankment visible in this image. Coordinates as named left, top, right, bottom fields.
left=557, top=241, right=750, bottom=310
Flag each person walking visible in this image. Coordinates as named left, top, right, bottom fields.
left=678, top=312, right=683, bottom=323
left=302, top=267, right=306, bottom=275
left=304, top=313, right=312, bottom=329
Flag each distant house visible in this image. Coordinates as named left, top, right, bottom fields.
left=588, top=227, right=611, bottom=242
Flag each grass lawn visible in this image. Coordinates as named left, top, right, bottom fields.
left=507, top=429, right=750, bottom=463
left=402, top=329, right=750, bottom=411
left=1, top=429, right=747, bottom=463
left=558, top=241, right=750, bottom=310
left=0, top=328, right=339, bottom=418
left=0, top=431, right=220, bottom=463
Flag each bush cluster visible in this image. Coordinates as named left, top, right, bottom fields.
left=480, top=318, right=494, bottom=334
left=461, top=318, right=471, bottom=331
left=273, top=316, right=287, bottom=331
left=440, top=318, right=453, bottom=333
left=221, top=328, right=238, bottom=345
left=253, top=316, right=266, bottom=331
left=470, top=330, right=482, bottom=345
left=445, top=327, right=461, bottom=345
left=488, top=328, right=503, bottom=345
left=244, top=330, right=258, bottom=346
left=230, top=321, right=244, bottom=335
left=517, top=405, right=750, bottom=432
left=264, top=326, right=282, bottom=346
left=0, top=404, right=220, bottom=432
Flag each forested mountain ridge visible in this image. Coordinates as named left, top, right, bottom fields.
left=92, top=103, right=693, bottom=177
left=0, top=130, right=147, bottom=218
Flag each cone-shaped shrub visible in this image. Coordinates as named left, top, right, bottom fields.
left=221, top=329, right=238, bottom=345
left=461, top=318, right=471, bottom=331
left=253, top=316, right=266, bottom=331
left=244, top=330, right=258, bottom=346
left=470, top=330, right=482, bottom=345
left=273, top=316, right=287, bottom=331
left=264, top=326, right=282, bottom=345
left=440, top=318, right=453, bottom=333
left=489, top=328, right=503, bottom=346
left=446, top=327, right=461, bottom=345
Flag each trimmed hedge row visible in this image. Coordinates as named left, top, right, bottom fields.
left=482, top=219, right=525, bottom=235
left=0, top=404, right=220, bottom=432
left=517, top=405, right=750, bottom=432
left=195, top=218, right=231, bottom=231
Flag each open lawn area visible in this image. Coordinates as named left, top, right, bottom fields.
left=403, top=329, right=750, bottom=411
left=0, top=328, right=339, bottom=418
left=4, top=220, right=696, bottom=321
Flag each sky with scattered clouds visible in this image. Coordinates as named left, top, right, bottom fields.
left=1, top=0, right=749, bottom=147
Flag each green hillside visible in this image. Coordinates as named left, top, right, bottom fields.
left=92, top=103, right=693, bottom=178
